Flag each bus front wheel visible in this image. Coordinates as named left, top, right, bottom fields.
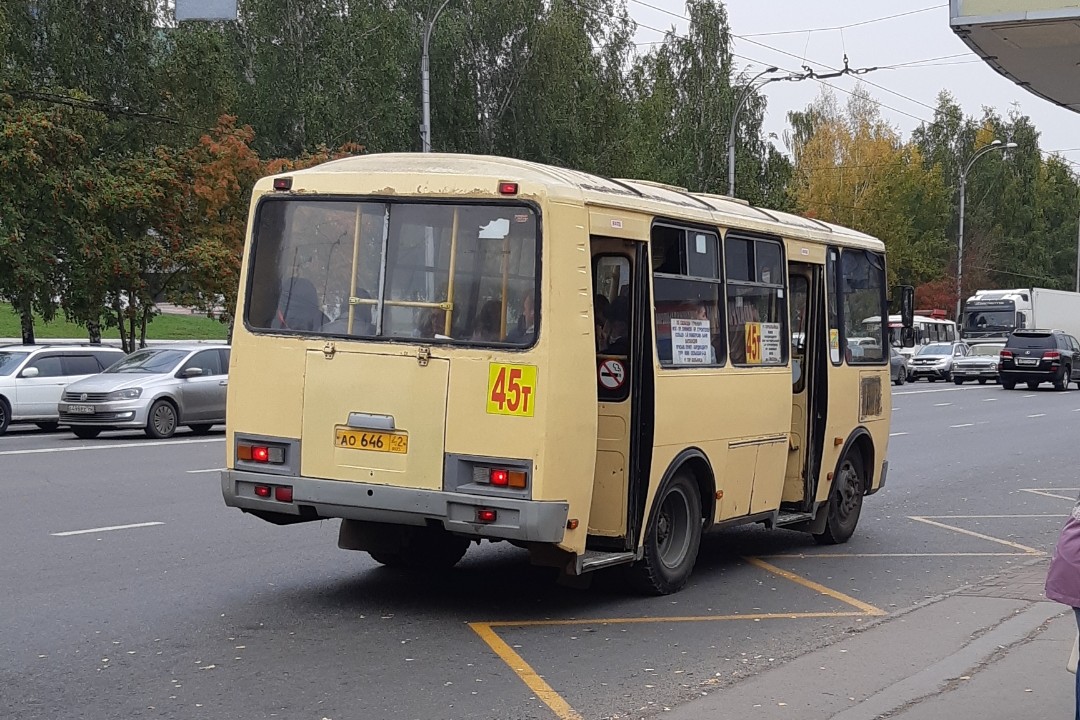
left=814, top=453, right=865, bottom=546
left=629, top=472, right=702, bottom=595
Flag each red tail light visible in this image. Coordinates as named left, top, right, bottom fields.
left=498, top=181, right=519, bottom=195
left=274, top=486, right=293, bottom=503
left=1000, top=350, right=1013, bottom=360
left=252, top=446, right=270, bottom=463
left=490, top=469, right=509, bottom=487
left=477, top=509, right=497, bottom=523
left=254, top=485, right=271, bottom=498
left=1045, top=351, right=1061, bottom=361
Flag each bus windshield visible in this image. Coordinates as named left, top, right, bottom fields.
left=246, top=199, right=539, bottom=346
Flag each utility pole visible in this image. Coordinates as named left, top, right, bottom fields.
left=727, top=67, right=777, bottom=197
left=420, top=0, right=452, bottom=153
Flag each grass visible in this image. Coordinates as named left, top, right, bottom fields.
left=0, top=306, right=229, bottom=341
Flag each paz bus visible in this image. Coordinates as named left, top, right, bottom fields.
left=221, top=154, right=901, bottom=595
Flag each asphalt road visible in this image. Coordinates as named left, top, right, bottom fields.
left=2, top=382, right=1078, bottom=720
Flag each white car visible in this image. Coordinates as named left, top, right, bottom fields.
left=0, top=344, right=127, bottom=434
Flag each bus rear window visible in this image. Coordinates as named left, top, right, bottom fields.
left=246, top=199, right=539, bottom=346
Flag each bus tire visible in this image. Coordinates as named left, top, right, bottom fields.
left=629, top=472, right=702, bottom=595
left=813, top=452, right=865, bottom=546
left=380, top=527, right=469, bottom=571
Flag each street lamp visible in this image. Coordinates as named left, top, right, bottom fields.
left=956, top=139, right=1018, bottom=323
left=727, top=66, right=778, bottom=197
left=420, top=0, right=452, bottom=153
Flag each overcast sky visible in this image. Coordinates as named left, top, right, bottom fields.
left=627, top=0, right=1080, bottom=165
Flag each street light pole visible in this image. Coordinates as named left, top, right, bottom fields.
left=956, top=139, right=1017, bottom=322
left=420, top=0, right=452, bottom=153
left=727, top=67, right=778, bottom=197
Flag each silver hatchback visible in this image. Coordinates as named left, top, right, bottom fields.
left=58, top=345, right=230, bottom=439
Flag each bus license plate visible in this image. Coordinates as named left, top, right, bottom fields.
left=334, top=427, right=408, bottom=454
left=67, top=404, right=95, bottom=414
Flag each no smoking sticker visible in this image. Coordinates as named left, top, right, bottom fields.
left=598, top=359, right=626, bottom=390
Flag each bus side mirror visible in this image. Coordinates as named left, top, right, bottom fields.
left=898, top=285, right=915, bottom=329
left=901, top=327, right=915, bottom=348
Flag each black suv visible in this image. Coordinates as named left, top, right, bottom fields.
left=999, top=329, right=1080, bottom=391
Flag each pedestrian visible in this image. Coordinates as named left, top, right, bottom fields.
left=1045, top=492, right=1080, bottom=720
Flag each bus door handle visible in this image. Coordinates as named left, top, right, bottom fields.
left=347, top=412, right=396, bottom=431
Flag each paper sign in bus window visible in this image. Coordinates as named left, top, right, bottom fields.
left=744, top=322, right=762, bottom=364
left=672, top=318, right=714, bottom=365
left=761, top=322, right=783, bottom=364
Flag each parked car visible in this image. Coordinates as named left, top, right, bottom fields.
left=907, top=341, right=971, bottom=382
left=58, top=345, right=230, bottom=439
left=0, top=344, right=126, bottom=434
left=952, top=342, right=1005, bottom=385
left=890, top=347, right=907, bottom=386
left=998, top=329, right=1080, bottom=391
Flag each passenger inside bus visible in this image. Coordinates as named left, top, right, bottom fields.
left=594, top=294, right=610, bottom=350
left=322, top=289, right=374, bottom=335
left=272, top=276, right=327, bottom=331
left=472, top=300, right=503, bottom=342
left=417, top=308, right=447, bottom=339
left=508, top=291, right=536, bottom=343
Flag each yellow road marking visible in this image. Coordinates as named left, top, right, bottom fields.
left=909, top=516, right=1044, bottom=555
left=745, top=557, right=887, bottom=616
left=484, top=611, right=867, bottom=629
left=469, top=622, right=584, bottom=720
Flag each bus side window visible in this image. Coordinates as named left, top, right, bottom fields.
left=652, top=225, right=724, bottom=369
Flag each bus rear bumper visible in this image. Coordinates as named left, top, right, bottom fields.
left=221, top=469, right=569, bottom=543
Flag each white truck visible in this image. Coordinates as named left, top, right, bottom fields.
left=963, top=287, right=1080, bottom=344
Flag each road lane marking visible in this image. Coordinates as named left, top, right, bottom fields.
left=1023, top=394, right=1036, bottom=398
left=52, top=522, right=164, bottom=537
left=1021, top=488, right=1079, bottom=501
left=483, top=611, right=868, bottom=629
left=909, top=516, right=1043, bottom=555
left=950, top=423, right=974, bottom=428
left=470, top=623, right=584, bottom=720
left=745, top=558, right=886, bottom=616
left=889, top=432, right=908, bottom=437
left=186, top=467, right=225, bottom=474
left=893, top=386, right=989, bottom=396
left=1028, top=413, right=1046, bottom=418
left=921, top=514, right=1064, bottom=518
left=471, top=560, right=885, bottom=719
left=0, top=438, right=224, bottom=457
left=983, top=398, right=997, bottom=402
left=764, top=557, right=1032, bottom=561
left=934, top=402, right=952, bottom=407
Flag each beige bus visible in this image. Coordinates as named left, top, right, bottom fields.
left=221, top=154, right=896, bottom=594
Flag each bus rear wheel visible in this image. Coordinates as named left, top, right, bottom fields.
left=629, top=472, right=702, bottom=595
left=814, top=453, right=865, bottom=545
left=369, top=527, right=469, bottom=571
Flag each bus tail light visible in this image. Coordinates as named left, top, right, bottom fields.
left=254, top=485, right=271, bottom=498
left=490, top=469, right=509, bottom=486
left=498, top=181, right=518, bottom=195
left=274, top=486, right=293, bottom=503
left=477, top=509, right=497, bottom=523
left=237, top=442, right=285, bottom=464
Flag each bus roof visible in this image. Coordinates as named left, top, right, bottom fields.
left=273, top=153, right=886, bottom=253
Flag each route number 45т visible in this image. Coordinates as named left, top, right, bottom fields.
left=486, top=364, right=537, bottom=417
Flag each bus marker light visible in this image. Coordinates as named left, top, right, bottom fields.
left=715, top=490, right=724, bottom=500
left=490, top=469, right=509, bottom=486
left=507, top=470, right=527, bottom=489
left=477, top=509, right=497, bottom=523
left=498, top=181, right=518, bottom=195
left=834, top=437, right=844, bottom=447
left=254, top=485, right=271, bottom=498
left=252, top=446, right=270, bottom=463
left=237, top=444, right=253, bottom=461
left=566, top=519, right=579, bottom=530
left=273, top=177, right=293, bottom=191
left=274, top=486, right=293, bottom=503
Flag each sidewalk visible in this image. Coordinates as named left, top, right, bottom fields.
left=668, top=559, right=1074, bottom=720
